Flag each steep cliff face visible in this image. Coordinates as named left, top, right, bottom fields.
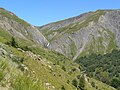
left=0, top=8, right=48, bottom=46
left=38, top=10, right=120, bottom=60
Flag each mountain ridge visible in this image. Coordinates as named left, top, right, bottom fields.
left=38, top=9, right=120, bottom=60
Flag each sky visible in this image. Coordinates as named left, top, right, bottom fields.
left=0, top=0, right=120, bottom=26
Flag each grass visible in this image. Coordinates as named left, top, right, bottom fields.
left=24, top=58, right=76, bottom=90
left=11, top=75, right=45, bottom=90
left=0, top=28, right=12, bottom=43
left=0, top=44, right=46, bottom=90
left=0, top=33, right=116, bottom=90
left=1, top=37, right=79, bottom=89
left=21, top=45, right=81, bottom=89
left=0, top=56, right=20, bottom=88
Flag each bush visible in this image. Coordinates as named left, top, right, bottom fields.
left=91, top=81, right=95, bottom=88
left=111, top=77, right=120, bottom=88
left=62, top=66, right=66, bottom=71
left=61, top=85, right=65, bottom=90
left=12, top=56, right=24, bottom=64
left=21, top=46, right=31, bottom=51
left=72, top=79, right=78, bottom=87
left=6, top=37, right=18, bottom=48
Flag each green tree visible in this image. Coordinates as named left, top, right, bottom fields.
left=111, top=77, right=120, bottom=88
left=11, top=37, right=18, bottom=48
left=6, top=37, right=18, bottom=48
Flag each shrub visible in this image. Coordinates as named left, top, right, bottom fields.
left=91, top=81, right=95, bottom=88
left=62, top=66, right=66, bottom=71
left=72, top=79, right=78, bottom=87
left=111, top=77, right=120, bottom=88
left=6, top=37, right=18, bottom=48
left=21, top=46, right=31, bottom=51
left=12, top=56, right=24, bottom=64
left=61, top=85, right=65, bottom=90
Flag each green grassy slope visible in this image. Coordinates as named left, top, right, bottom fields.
left=0, top=25, right=116, bottom=90
left=0, top=27, right=80, bottom=89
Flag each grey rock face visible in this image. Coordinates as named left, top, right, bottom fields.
left=98, top=10, right=120, bottom=47
left=39, top=10, right=120, bottom=60
left=26, top=26, right=48, bottom=46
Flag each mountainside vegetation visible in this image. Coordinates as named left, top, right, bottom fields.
left=0, top=27, right=115, bottom=90
left=75, top=49, right=120, bottom=90
left=0, top=8, right=119, bottom=90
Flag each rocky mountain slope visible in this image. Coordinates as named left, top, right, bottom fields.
left=0, top=8, right=48, bottom=46
left=38, top=9, right=120, bottom=60
left=0, top=8, right=117, bottom=90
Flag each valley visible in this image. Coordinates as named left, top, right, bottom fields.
left=0, top=8, right=120, bottom=90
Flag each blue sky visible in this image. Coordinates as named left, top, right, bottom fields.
left=0, top=0, right=120, bottom=26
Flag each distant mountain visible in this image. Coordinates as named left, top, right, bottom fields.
left=38, top=9, right=120, bottom=60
